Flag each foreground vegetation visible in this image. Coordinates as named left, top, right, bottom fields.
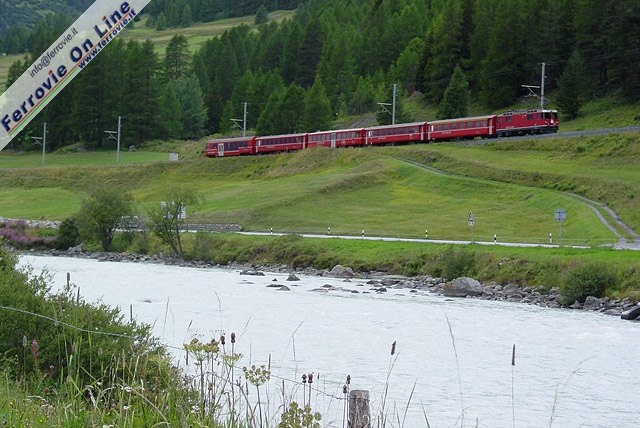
left=0, top=246, right=326, bottom=427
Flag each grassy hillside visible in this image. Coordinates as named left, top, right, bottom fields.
left=120, top=11, right=295, bottom=54
left=3, top=133, right=640, bottom=247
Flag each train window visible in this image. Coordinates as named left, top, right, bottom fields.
left=505, top=117, right=511, bottom=123
left=444, top=124, right=449, bottom=130
left=527, top=114, right=533, bottom=120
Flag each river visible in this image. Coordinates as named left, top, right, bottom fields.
left=18, top=255, right=640, bottom=428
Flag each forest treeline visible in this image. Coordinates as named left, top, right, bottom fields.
left=0, top=0, right=93, bottom=39
left=3, top=0, right=639, bottom=152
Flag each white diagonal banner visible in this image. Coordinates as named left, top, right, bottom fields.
left=0, top=0, right=153, bottom=151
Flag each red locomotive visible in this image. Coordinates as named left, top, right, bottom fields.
left=204, top=108, right=559, bottom=158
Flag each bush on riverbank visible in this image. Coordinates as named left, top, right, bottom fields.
left=560, top=262, right=618, bottom=302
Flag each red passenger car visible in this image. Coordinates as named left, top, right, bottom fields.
left=364, top=122, right=427, bottom=145
left=204, top=136, right=256, bottom=157
left=427, top=115, right=496, bottom=141
left=495, top=109, right=559, bottom=137
left=307, top=128, right=365, bottom=148
left=255, top=133, right=307, bottom=154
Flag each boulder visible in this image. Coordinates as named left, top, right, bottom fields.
left=241, top=270, right=265, bottom=276
left=286, top=274, right=301, bottom=281
left=556, top=294, right=574, bottom=306
left=327, top=264, right=355, bottom=278
left=583, top=296, right=603, bottom=310
left=621, top=305, right=640, bottom=320
left=278, top=285, right=290, bottom=291
left=443, top=277, right=483, bottom=298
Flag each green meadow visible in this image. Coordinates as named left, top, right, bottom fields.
left=120, top=11, right=296, bottom=54
left=2, top=132, right=639, bottom=247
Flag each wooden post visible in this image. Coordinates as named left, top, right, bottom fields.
left=348, top=390, right=370, bottom=428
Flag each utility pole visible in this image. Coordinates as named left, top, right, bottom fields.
left=231, top=102, right=248, bottom=137
left=377, top=83, right=398, bottom=124
left=521, top=63, right=547, bottom=109
left=105, top=116, right=122, bottom=165
left=540, top=62, right=546, bottom=109
left=31, top=122, right=47, bottom=167
left=392, top=83, right=397, bottom=125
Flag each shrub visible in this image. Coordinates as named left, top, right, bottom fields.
left=560, top=262, right=618, bottom=302
left=54, top=217, right=80, bottom=250
left=441, top=247, right=476, bottom=280
left=0, top=220, right=55, bottom=249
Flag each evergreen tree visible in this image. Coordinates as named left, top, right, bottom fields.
left=424, top=0, right=464, bottom=103
left=437, top=65, right=470, bottom=119
left=256, top=90, right=283, bottom=135
left=255, top=4, right=269, bottom=25
left=390, top=37, right=425, bottom=95
left=169, top=75, right=208, bottom=139
left=556, top=51, right=589, bottom=120
left=605, top=0, right=640, bottom=99
left=348, top=76, right=377, bottom=115
left=156, top=12, right=168, bottom=30
left=122, top=40, right=160, bottom=144
left=303, top=79, right=333, bottom=132
left=181, top=4, right=193, bottom=27
left=318, top=30, right=357, bottom=112
left=276, top=83, right=306, bottom=133
left=296, top=19, right=323, bottom=88
left=158, top=84, right=183, bottom=139
left=164, top=34, right=191, bottom=81
left=280, top=22, right=302, bottom=85
left=479, top=0, right=527, bottom=109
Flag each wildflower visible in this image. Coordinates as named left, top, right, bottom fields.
left=391, top=341, right=396, bottom=356
left=231, top=332, right=236, bottom=344
left=30, top=339, right=39, bottom=359
left=22, top=335, right=27, bottom=348
left=220, top=334, right=225, bottom=345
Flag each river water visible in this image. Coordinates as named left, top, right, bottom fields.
left=18, top=255, right=640, bottom=428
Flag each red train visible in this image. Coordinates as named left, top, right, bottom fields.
left=204, top=109, right=559, bottom=158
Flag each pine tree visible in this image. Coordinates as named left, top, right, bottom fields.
left=390, top=37, right=425, bottom=95
left=169, top=75, right=208, bottom=139
left=156, top=12, right=168, bottom=30
left=437, top=65, right=470, bottom=119
left=164, top=34, right=191, bottom=81
left=158, top=84, right=183, bottom=139
left=181, top=4, right=193, bottom=27
left=255, top=5, right=268, bottom=25
left=556, top=51, right=589, bottom=120
left=423, top=1, right=464, bottom=102
left=303, top=79, right=333, bottom=132
left=296, top=19, right=323, bottom=88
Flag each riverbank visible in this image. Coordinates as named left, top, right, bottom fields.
left=23, top=245, right=640, bottom=319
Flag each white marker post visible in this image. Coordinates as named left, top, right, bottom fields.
left=0, top=1, right=152, bottom=152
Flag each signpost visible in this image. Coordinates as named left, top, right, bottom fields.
left=468, top=211, right=475, bottom=243
left=554, top=209, right=566, bottom=246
